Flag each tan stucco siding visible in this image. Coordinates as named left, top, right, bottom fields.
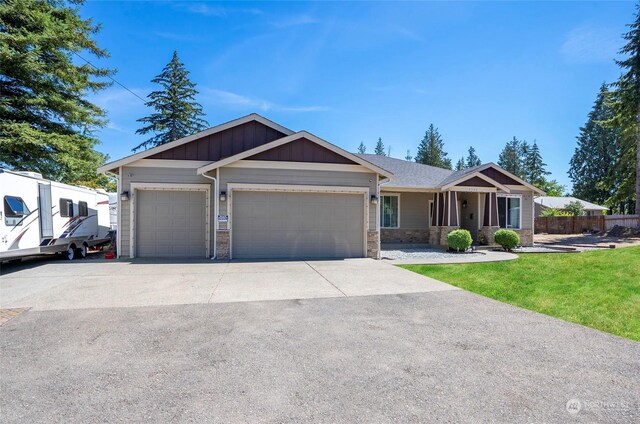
left=119, top=166, right=214, bottom=257
left=219, top=167, right=378, bottom=230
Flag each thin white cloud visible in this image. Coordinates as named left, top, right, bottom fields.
left=270, top=15, right=320, bottom=28
left=561, top=25, right=621, bottom=64
left=202, top=88, right=328, bottom=113
left=182, top=3, right=262, bottom=17
left=90, top=87, right=147, bottom=110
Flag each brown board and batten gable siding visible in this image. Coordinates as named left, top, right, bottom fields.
left=245, top=138, right=358, bottom=164
left=457, top=176, right=494, bottom=187
left=480, top=167, right=520, bottom=186
left=148, top=120, right=287, bottom=161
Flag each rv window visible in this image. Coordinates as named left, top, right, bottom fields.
left=78, top=201, right=88, bottom=217
left=60, top=198, right=74, bottom=217
left=4, top=196, right=30, bottom=226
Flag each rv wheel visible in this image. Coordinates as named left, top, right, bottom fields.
left=76, top=243, right=88, bottom=259
left=66, top=245, right=76, bottom=261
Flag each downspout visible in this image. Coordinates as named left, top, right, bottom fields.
left=104, top=170, right=120, bottom=257
left=201, top=172, right=218, bottom=259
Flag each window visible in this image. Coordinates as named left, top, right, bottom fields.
left=380, top=195, right=399, bottom=228
left=497, top=196, right=521, bottom=229
left=78, top=201, right=88, bottom=217
left=4, top=196, right=30, bottom=226
left=60, top=198, right=74, bottom=217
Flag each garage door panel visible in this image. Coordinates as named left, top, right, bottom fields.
left=232, top=191, right=365, bottom=259
left=136, top=190, right=206, bottom=258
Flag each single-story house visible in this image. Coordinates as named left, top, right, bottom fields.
left=534, top=196, right=608, bottom=217
left=98, top=113, right=543, bottom=260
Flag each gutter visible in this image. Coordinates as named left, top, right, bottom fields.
left=201, top=173, right=218, bottom=260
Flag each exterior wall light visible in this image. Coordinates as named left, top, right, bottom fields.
left=120, top=191, right=129, bottom=201
left=462, top=200, right=468, bottom=209
left=219, top=191, right=227, bottom=202
left=370, top=195, right=378, bottom=205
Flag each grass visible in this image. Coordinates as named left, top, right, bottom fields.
left=401, top=246, right=640, bottom=341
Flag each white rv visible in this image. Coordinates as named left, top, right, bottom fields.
left=0, top=169, right=112, bottom=261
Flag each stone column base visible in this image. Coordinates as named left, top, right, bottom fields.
left=514, top=229, right=534, bottom=246
left=216, top=230, right=230, bottom=259
left=367, top=230, right=380, bottom=259
left=479, top=226, right=500, bottom=245
left=438, top=226, right=460, bottom=246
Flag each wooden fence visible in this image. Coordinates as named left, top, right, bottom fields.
left=535, top=215, right=640, bottom=234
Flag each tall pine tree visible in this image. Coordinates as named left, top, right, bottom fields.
left=374, top=137, right=385, bottom=155
left=498, top=137, right=526, bottom=178
left=524, top=141, right=550, bottom=187
left=0, top=0, right=113, bottom=187
left=455, top=157, right=465, bottom=171
left=610, top=4, right=640, bottom=213
left=357, top=141, right=366, bottom=154
left=569, top=84, right=619, bottom=208
left=465, top=146, right=481, bottom=168
left=134, top=51, right=208, bottom=152
left=405, top=150, right=412, bottom=161
left=415, top=124, right=452, bottom=169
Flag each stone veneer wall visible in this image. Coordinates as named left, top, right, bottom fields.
left=514, top=229, right=533, bottom=246
left=381, top=228, right=429, bottom=244
left=216, top=230, right=230, bottom=259
left=367, top=230, right=380, bottom=259
left=479, top=227, right=534, bottom=247
left=438, top=226, right=460, bottom=246
left=479, top=226, right=500, bottom=245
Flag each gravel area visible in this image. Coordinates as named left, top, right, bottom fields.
left=381, top=247, right=485, bottom=260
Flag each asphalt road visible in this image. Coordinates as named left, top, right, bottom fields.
left=1, top=290, right=638, bottom=423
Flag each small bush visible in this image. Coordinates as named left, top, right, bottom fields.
left=494, top=229, right=520, bottom=251
left=447, top=229, right=472, bottom=252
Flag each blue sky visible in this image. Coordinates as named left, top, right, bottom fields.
left=82, top=1, right=635, bottom=189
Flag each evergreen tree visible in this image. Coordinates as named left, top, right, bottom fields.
left=455, top=158, right=465, bottom=171
left=357, top=141, right=366, bottom=154
left=134, top=51, right=208, bottom=152
left=374, top=137, right=385, bottom=155
left=498, top=137, right=526, bottom=178
left=610, top=4, right=640, bottom=213
left=465, top=146, right=482, bottom=168
left=0, top=0, right=113, bottom=187
left=569, top=84, right=619, bottom=208
left=405, top=150, right=412, bottom=161
left=540, top=179, right=566, bottom=197
left=524, top=141, right=550, bottom=186
left=415, top=124, right=452, bottom=169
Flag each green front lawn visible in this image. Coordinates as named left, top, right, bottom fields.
left=401, top=246, right=640, bottom=341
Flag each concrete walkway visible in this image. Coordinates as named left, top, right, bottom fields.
left=385, top=250, right=518, bottom=265
left=0, top=258, right=457, bottom=312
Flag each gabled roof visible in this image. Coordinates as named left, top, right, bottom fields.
left=97, top=113, right=294, bottom=173
left=198, top=132, right=393, bottom=177
left=357, top=155, right=545, bottom=194
left=355, top=154, right=453, bottom=189
left=535, top=196, right=608, bottom=211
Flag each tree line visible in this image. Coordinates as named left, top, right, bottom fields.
left=357, top=126, right=565, bottom=196
left=1, top=0, right=209, bottom=189
left=568, top=5, right=640, bottom=214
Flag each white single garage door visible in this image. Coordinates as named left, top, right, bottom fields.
left=232, top=191, right=365, bottom=259
left=136, top=190, right=206, bottom=258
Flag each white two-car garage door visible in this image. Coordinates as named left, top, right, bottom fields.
left=136, top=190, right=207, bottom=258
left=232, top=191, right=365, bottom=259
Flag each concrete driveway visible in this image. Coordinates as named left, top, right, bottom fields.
left=0, top=257, right=456, bottom=311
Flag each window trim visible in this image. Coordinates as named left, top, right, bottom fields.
left=4, top=195, right=30, bottom=226
left=60, top=198, right=74, bottom=218
left=380, top=194, right=400, bottom=229
left=78, top=201, right=88, bottom=217
left=497, top=194, right=522, bottom=230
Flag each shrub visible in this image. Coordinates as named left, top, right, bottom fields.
left=565, top=200, right=586, bottom=216
left=494, top=229, right=520, bottom=251
left=447, top=229, right=472, bottom=252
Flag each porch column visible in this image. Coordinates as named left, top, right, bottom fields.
left=483, top=192, right=499, bottom=226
